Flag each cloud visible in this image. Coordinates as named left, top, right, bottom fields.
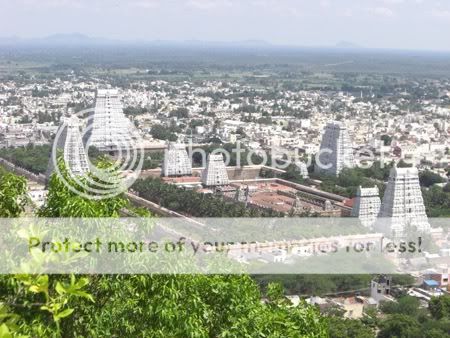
left=378, top=0, right=404, bottom=4
left=431, top=9, right=450, bottom=19
left=320, top=0, right=331, bottom=9
left=249, top=0, right=303, bottom=17
left=132, top=1, right=160, bottom=9
left=19, top=0, right=87, bottom=8
left=341, top=8, right=353, bottom=17
left=186, top=0, right=232, bottom=10
left=369, top=7, right=395, bottom=17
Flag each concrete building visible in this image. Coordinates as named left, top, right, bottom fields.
left=202, top=153, right=229, bottom=186
left=377, top=166, right=430, bottom=236
left=422, top=266, right=449, bottom=290
left=370, top=275, right=392, bottom=304
left=162, top=142, right=192, bottom=177
left=87, top=89, right=133, bottom=152
left=351, top=186, right=381, bottom=228
left=315, top=121, right=354, bottom=176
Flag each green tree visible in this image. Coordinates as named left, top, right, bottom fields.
left=419, top=170, right=445, bottom=188
left=380, top=296, right=421, bottom=317
left=1, top=162, right=327, bottom=337
left=378, top=314, right=421, bottom=338
left=429, top=295, right=450, bottom=320
left=169, top=107, right=189, bottom=119
left=38, top=159, right=128, bottom=217
left=0, top=172, right=28, bottom=217
left=328, top=317, right=374, bottom=338
left=150, top=124, right=178, bottom=141
left=380, top=135, right=393, bottom=146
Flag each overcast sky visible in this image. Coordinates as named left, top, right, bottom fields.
left=1, top=0, right=450, bottom=50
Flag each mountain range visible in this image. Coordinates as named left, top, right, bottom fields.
left=0, top=33, right=363, bottom=49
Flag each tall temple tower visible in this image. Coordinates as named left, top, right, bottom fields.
left=202, top=154, right=229, bottom=186
left=162, top=143, right=192, bottom=177
left=87, top=89, right=134, bottom=152
left=46, top=116, right=90, bottom=180
left=377, top=166, right=430, bottom=236
left=351, top=186, right=381, bottom=228
left=296, top=161, right=309, bottom=179
left=315, top=121, right=354, bottom=176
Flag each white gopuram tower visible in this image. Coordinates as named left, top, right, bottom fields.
left=162, top=143, right=192, bottom=177
left=47, top=116, right=90, bottom=180
left=377, top=166, right=430, bottom=236
left=296, top=161, right=309, bottom=179
left=202, top=154, right=229, bottom=187
left=351, top=186, right=381, bottom=228
left=315, top=121, right=354, bottom=176
left=88, top=89, right=134, bottom=152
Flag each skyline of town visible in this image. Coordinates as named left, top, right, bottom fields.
left=3, top=0, right=450, bottom=51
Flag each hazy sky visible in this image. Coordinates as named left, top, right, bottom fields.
left=1, top=0, right=450, bottom=50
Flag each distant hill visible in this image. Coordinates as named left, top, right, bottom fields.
left=43, top=33, right=105, bottom=44
left=335, top=41, right=363, bottom=49
left=0, top=33, right=116, bottom=46
left=0, top=34, right=272, bottom=48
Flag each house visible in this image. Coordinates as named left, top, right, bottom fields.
left=423, top=279, right=440, bottom=291
left=370, top=275, right=394, bottom=304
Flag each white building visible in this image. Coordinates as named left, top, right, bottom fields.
left=202, top=154, right=229, bottom=186
left=377, top=166, right=430, bottom=236
left=162, top=143, right=192, bottom=177
left=351, top=186, right=381, bottom=228
left=47, top=116, right=90, bottom=179
left=295, top=161, right=309, bottom=179
left=88, top=89, right=134, bottom=152
left=370, top=275, right=392, bottom=305
left=315, top=121, right=354, bottom=176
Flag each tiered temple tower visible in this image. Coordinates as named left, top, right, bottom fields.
left=46, top=116, right=90, bottom=180
left=162, top=143, right=192, bottom=177
left=202, top=154, right=229, bottom=186
left=351, top=186, right=381, bottom=228
left=87, top=89, right=134, bottom=152
left=297, top=162, right=309, bottom=179
left=377, top=166, right=430, bottom=236
left=315, top=121, right=354, bottom=176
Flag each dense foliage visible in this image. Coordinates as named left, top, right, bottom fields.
left=255, top=274, right=373, bottom=297
left=312, top=162, right=392, bottom=198
left=0, top=144, right=51, bottom=174
left=150, top=124, right=179, bottom=141
left=0, top=171, right=28, bottom=217
left=378, top=295, right=450, bottom=338
left=419, top=170, right=446, bottom=188
left=0, top=163, right=328, bottom=337
left=132, top=176, right=284, bottom=217
left=422, top=185, right=450, bottom=218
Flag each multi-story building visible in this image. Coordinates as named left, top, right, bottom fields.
left=377, top=166, right=430, bottom=236
left=351, top=186, right=381, bottom=228
left=315, top=121, right=354, bottom=176
left=202, top=154, right=229, bottom=186
left=162, top=142, right=192, bottom=177
left=370, top=275, right=392, bottom=305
